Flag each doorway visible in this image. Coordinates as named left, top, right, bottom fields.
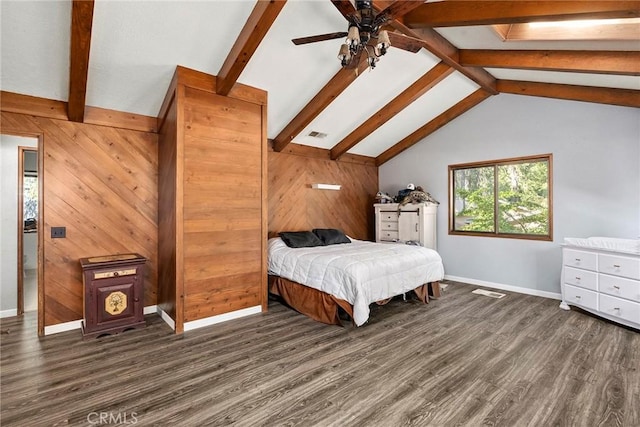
left=0, top=134, right=41, bottom=329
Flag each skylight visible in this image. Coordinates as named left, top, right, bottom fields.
left=494, top=18, right=640, bottom=41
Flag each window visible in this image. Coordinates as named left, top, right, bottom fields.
left=449, top=154, right=552, bottom=241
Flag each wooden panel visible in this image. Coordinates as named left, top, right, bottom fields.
left=1, top=91, right=68, bottom=121
left=459, top=50, right=640, bottom=76
left=1, top=91, right=157, bottom=133
left=182, top=88, right=264, bottom=323
left=157, top=95, right=179, bottom=321
left=0, top=112, right=158, bottom=327
left=67, top=0, right=94, bottom=122
left=268, top=150, right=378, bottom=240
left=497, top=79, right=640, bottom=108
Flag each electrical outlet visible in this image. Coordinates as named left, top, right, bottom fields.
left=51, top=227, right=66, bottom=238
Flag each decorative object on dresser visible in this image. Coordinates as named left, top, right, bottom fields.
left=374, top=202, right=438, bottom=250
left=560, top=237, right=639, bottom=330
left=80, top=253, right=147, bottom=339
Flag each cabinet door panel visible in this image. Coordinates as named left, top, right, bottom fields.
left=398, top=212, right=419, bottom=242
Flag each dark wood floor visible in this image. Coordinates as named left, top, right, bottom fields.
left=1, top=281, right=639, bottom=426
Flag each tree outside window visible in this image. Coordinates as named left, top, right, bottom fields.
left=449, top=154, right=552, bottom=241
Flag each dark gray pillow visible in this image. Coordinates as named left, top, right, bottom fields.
left=313, top=229, right=351, bottom=245
left=279, top=231, right=325, bottom=248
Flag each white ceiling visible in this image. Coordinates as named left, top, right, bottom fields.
left=1, top=0, right=638, bottom=158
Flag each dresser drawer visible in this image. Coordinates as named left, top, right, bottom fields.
left=563, top=249, right=597, bottom=271
left=564, top=284, right=598, bottom=310
left=563, top=266, right=598, bottom=291
left=599, top=273, right=640, bottom=302
left=599, top=254, right=640, bottom=280
left=380, top=221, right=398, bottom=231
left=599, top=294, right=640, bottom=325
left=379, top=230, right=399, bottom=241
left=379, top=212, right=398, bottom=222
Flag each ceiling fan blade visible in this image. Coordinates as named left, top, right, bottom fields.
left=374, top=0, right=424, bottom=26
left=292, top=32, right=348, bottom=45
left=331, top=0, right=359, bottom=24
left=387, top=32, right=423, bottom=53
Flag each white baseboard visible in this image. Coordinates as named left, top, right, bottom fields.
left=444, top=275, right=562, bottom=300
left=44, top=319, right=83, bottom=335
left=183, top=306, right=262, bottom=332
left=0, top=309, right=18, bottom=318
left=44, top=305, right=159, bottom=336
left=144, top=305, right=157, bottom=315
left=157, top=306, right=175, bottom=330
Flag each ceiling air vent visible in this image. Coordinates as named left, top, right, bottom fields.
left=308, top=131, right=328, bottom=139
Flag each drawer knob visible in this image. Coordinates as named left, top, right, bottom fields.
left=614, top=307, right=620, bottom=311
left=613, top=264, right=621, bottom=268
left=613, top=285, right=620, bottom=290
left=575, top=258, right=581, bottom=262
left=575, top=277, right=581, bottom=280
left=113, top=271, right=119, bottom=277
left=575, top=295, right=581, bottom=299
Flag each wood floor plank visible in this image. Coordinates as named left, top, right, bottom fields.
left=1, top=281, right=638, bottom=426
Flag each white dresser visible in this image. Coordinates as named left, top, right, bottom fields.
left=560, top=237, right=640, bottom=330
left=374, top=203, right=437, bottom=250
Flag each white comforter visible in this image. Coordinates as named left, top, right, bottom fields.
left=268, top=237, right=444, bottom=326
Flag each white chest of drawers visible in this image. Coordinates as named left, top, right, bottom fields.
left=374, top=203, right=438, bottom=250
left=560, top=242, right=640, bottom=330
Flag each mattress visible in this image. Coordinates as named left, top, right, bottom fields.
left=268, top=237, right=444, bottom=326
left=563, top=237, right=640, bottom=255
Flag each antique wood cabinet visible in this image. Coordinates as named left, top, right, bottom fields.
left=80, top=253, right=146, bottom=338
left=156, top=66, right=267, bottom=333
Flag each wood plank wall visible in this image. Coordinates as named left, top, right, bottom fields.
left=182, top=88, right=264, bottom=322
left=156, top=66, right=268, bottom=332
left=268, top=149, right=379, bottom=240
left=157, top=99, right=179, bottom=321
left=0, top=112, right=158, bottom=327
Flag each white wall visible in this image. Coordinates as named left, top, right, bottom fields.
left=0, top=134, right=38, bottom=315
left=379, top=94, right=640, bottom=295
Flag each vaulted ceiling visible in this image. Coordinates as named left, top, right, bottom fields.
left=1, top=0, right=638, bottom=165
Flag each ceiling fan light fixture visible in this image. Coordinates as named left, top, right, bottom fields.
left=376, top=30, right=390, bottom=55
left=338, top=43, right=351, bottom=66
left=347, top=25, right=360, bottom=48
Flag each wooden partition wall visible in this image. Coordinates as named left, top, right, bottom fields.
left=157, top=66, right=267, bottom=333
left=268, top=145, right=379, bottom=240
left=0, top=110, right=158, bottom=331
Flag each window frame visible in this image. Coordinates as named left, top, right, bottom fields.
left=448, top=154, right=553, bottom=241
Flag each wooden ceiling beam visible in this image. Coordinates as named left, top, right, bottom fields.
left=272, top=60, right=369, bottom=152
left=330, top=62, right=453, bottom=160
left=402, top=1, right=640, bottom=28
left=67, top=0, right=95, bottom=123
left=497, top=80, right=640, bottom=108
left=460, top=50, right=640, bottom=76
left=217, top=0, right=287, bottom=96
left=376, top=89, right=492, bottom=166
left=372, top=2, right=498, bottom=94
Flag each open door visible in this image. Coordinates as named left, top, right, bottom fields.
left=18, top=147, right=38, bottom=316
left=1, top=133, right=43, bottom=335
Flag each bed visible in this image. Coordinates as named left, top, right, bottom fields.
left=268, top=233, right=445, bottom=326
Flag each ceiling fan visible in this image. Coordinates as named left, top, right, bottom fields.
left=292, top=0, right=425, bottom=69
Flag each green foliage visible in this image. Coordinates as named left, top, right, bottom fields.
left=453, top=160, right=549, bottom=236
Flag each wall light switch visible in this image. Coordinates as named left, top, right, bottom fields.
left=51, top=227, right=66, bottom=238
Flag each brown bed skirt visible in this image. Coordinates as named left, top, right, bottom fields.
left=269, top=276, right=440, bottom=326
